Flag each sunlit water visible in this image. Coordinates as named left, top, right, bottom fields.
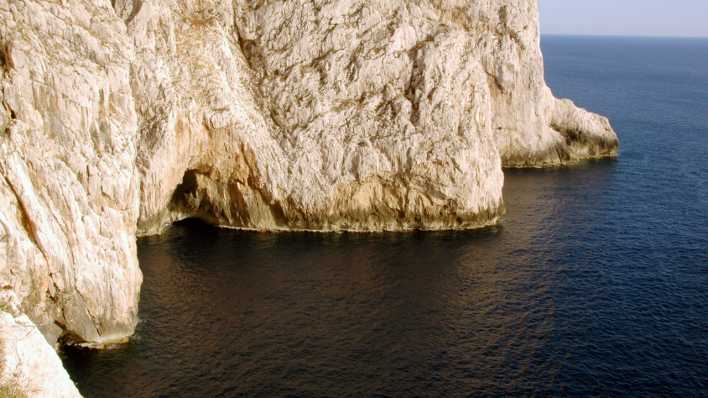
left=62, top=36, right=708, bottom=397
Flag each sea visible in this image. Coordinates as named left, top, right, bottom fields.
left=61, top=36, right=708, bottom=397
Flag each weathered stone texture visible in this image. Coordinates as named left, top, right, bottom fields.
left=0, top=1, right=617, bottom=395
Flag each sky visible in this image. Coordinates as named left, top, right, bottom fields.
left=540, top=1, right=708, bottom=38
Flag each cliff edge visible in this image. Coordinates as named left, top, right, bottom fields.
left=0, top=1, right=617, bottom=395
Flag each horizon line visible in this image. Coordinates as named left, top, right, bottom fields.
left=541, top=32, right=708, bottom=40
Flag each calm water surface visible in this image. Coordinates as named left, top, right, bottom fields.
left=62, top=36, right=708, bottom=396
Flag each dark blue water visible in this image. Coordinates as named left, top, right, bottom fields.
left=62, top=36, right=708, bottom=397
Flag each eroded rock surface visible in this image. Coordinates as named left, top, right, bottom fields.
left=0, top=293, right=81, bottom=398
left=122, top=0, right=616, bottom=235
left=0, top=0, right=142, bottom=348
left=0, top=1, right=617, bottom=396
left=121, top=0, right=507, bottom=235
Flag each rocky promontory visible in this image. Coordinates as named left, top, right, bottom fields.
left=0, top=0, right=617, bottom=395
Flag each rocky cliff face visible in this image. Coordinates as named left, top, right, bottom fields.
left=0, top=0, right=617, bottom=395
left=0, top=0, right=141, bottom=348
left=126, top=0, right=617, bottom=236
left=123, top=0, right=507, bottom=235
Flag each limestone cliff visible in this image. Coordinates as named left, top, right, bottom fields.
left=121, top=0, right=507, bottom=235
left=125, top=0, right=617, bottom=235
left=0, top=0, right=141, bottom=348
left=0, top=0, right=617, bottom=396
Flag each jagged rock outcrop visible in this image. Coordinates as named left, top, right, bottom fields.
left=0, top=293, right=81, bottom=397
left=0, top=0, right=617, bottom=396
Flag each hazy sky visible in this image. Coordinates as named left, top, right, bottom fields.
left=540, top=1, right=708, bottom=38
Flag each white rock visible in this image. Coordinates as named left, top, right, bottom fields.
left=120, top=0, right=616, bottom=235
left=0, top=294, right=80, bottom=398
left=0, top=0, right=142, bottom=348
left=0, top=1, right=618, bottom=396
